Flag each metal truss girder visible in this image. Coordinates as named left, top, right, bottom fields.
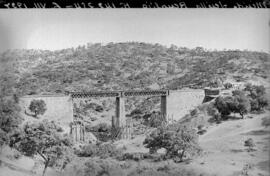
left=123, top=90, right=168, bottom=97
left=67, top=90, right=169, bottom=98
left=70, top=91, right=120, bottom=98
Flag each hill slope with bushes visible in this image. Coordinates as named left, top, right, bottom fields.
left=0, top=42, right=269, bottom=96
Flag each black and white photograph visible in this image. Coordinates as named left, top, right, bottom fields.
left=0, top=9, right=269, bottom=176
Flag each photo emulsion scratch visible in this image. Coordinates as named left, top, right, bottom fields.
left=0, top=9, right=269, bottom=176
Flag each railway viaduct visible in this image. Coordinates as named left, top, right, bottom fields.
left=20, top=89, right=219, bottom=141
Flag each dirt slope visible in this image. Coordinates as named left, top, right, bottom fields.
left=191, top=112, right=270, bottom=176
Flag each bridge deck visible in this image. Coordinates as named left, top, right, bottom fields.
left=67, top=90, right=169, bottom=98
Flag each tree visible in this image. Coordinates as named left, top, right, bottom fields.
left=232, top=90, right=251, bottom=118
left=28, top=99, right=47, bottom=118
left=164, top=126, right=201, bottom=162
left=10, top=120, right=72, bottom=176
left=214, top=96, right=233, bottom=118
left=214, top=92, right=251, bottom=119
left=143, top=125, right=201, bottom=162
left=244, top=84, right=266, bottom=99
left=0, top=97, right=22, bottom=133
left=224, top=82, right=233, bottom=89
left=244, top=84, right=268, bottom=112
left=0, top=96, right=22, bottom=149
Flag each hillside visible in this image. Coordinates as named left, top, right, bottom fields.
left=0, top=42, right=269, bottom=97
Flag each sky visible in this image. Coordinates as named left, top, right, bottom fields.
left=0, top=9, right=269, bottom=53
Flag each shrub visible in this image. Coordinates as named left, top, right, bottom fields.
left=142, top=113, right=152, bottom=121
left=224, top=82, right=233, bottom=89
left=13, top=150, right=22, bottom=159
left=250, top=97, right=268, bottom=112
left=95, top=132, right=111, bottom=142
left=90, top=116, right=98, bottom=121
left=83, top=103, right=104, bottom=113
left=206, top=103, right=219, bottom=116
left=244, top=84, right=265, bottom=98
left=85, top=124, right=91, bottom=132
left=145, top=111, right=166, bottom=128
left=75, top=143, right=122, bottom=159
left=130, top=109, right=143, bottom=116
left=143, top=126, right=166, bottom=154
left=128, top=162, right=206, bottom=176
left=83, top=158, right=125, bottom=176
left=133, top=115, right=142, bottom=120
left=197, top=125, right=207, bottom=135
left=93, top=123, right=111, bottom=132
left=196, top=104, right=207, bottom=113
left=214, top=113, right=222, bottom=123
left=244, top=138, right=256, bottom=152
left=149, top=115, right=165, bottom=128
left=190, top=109, right=199, bottom=117
left=143, top=125, right=201, bottom=162
left=85, top=123, right=111, bottom=142
left=197, top=125, right=204, bottom=130
left=95, top=105, right=104, bottom=112
left=120, top=152, right=146, bottom=161
left=257, top=96, right=268, bottom=110
left=118, top=152, right=165, bottom=162
left=28, top=99, right=47, bottom=118
left=197, top=129, right=207, bottom=135
left=245, top=84, right=269, bottom=112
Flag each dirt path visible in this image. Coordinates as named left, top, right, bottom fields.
left=191, top=113, right=270, bottom=176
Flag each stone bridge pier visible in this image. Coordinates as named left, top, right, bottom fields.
left=114, top=96, right=126, bottom=128
left=160, top=95, right=167, bottom=120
